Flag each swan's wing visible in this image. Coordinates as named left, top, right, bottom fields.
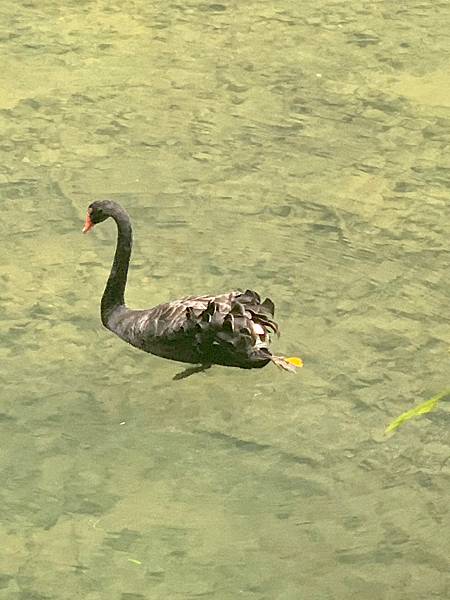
left=142, top=290, right=277, bottom=338
left=142, top=289, right=278, bottom=365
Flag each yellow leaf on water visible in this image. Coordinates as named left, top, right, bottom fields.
left=127, top=558, right=142, bottom=565
left=286, top=356, right=303, bottom=367
left=385, top=389, right=450, bottom=434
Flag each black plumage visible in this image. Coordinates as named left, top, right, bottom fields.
left=82, top=200, right=301, bottom=378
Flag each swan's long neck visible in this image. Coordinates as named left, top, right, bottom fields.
left=101, top=207, right=133, bottom=326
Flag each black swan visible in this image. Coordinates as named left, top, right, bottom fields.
left=82, top=200, right=302, bottom=379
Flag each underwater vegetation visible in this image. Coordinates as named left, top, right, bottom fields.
left=385, top=388, right=450, bottom=434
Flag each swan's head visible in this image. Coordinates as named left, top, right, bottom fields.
left=82, top=200, right=113, bottom=233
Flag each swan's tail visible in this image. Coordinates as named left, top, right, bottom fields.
left=271, top=355, right=303, bottom=373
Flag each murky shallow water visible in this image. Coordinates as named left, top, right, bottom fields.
left=1, top=1, right=449, bottom=599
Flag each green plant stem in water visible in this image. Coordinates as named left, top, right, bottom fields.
left=385, top=389, right=450, bottom=434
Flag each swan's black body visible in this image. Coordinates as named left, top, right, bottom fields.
left=83, top=200, right=297, bottom=377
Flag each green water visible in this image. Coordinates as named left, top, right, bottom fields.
left=1, top=1, right=450, bottom=598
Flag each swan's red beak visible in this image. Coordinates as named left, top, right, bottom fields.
left=82, top=213, right=94, bottom=233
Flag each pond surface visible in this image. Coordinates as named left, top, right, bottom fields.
left=1, top=1, right=449, bottom=599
